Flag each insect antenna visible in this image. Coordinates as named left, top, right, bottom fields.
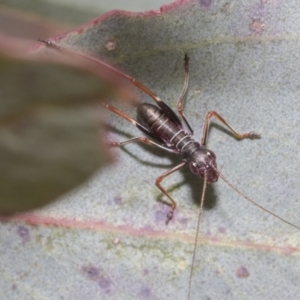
left=188, top=171, right=208, bottom=300
left=211, top=165, right=300, bottom=231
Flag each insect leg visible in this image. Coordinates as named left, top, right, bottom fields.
left=108, top=137, right=177, bottom=153
left=102, top=103, right=177, bottom=153
left=177, top=54, right=194, bottom=134
left=200, top=111, right=260, bottom=147
left=155, top=162, right=187, bottom=225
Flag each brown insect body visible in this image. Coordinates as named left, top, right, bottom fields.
left=137, top=103, right=218, bottom=183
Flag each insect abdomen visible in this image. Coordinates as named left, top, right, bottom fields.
left=137, top=103, right=195, bottom=151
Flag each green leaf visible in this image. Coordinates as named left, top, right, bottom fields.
left=0, top=35, right=126, bottom=213
left=1, top=1, right=300, bottom=300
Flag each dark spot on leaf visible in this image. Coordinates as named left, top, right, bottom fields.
left=98, top=276, right=113, bottom=291
left=225, top=288, right=231, bottom=295
left=138, top=287, right=153, bottom=299
left=250, top=3, right=267, bottom=19
left=83, top=265, right=99, bottom=280
left=16, top=225, right=30, bottom=243
left=198, top=0, right=213, bottom=9
left=154, top=209, right=167, bottom=223
left=178, top=216, right=189, bottom=225
left=82, top=265, right=113, bottom=294
left=154, top=204, right=171, bottom=223
left=143, top=269, right=149, bottom=276
left=113, top=196, right=122, bottom=205
left=218, top=226, right=226, bottom=233
left=236, top=266, right=250, bottom=278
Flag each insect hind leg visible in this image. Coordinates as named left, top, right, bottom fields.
left=107, top=137, right=177, bottom=153
left=200, top=111, right=261, bottom=147
left=102, top=103, right=177, bottom=153
left=177, top=54, right=194, bottom=134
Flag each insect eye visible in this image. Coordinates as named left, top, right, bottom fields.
left=207, top=150, right=216, bottom=160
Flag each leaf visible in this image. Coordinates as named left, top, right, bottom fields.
left=2, top=1, right=300, bottom=300
left=0, top=34, right=132, bottom=213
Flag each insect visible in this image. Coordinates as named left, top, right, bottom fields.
left=39, top=40, right=300, bottom=300
left=100, top=54, right=300, bottom=299
left=102, top=54, right=262, bottom=226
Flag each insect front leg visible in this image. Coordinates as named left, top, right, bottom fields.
left=155, top=162, right=187, bottom=225
left=200, top=111, right=261, bottom=147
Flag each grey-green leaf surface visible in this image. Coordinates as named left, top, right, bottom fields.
left=1, top=1, right=300, bottom=300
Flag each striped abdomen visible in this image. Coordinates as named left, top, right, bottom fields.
left=137, top=103, right=201, bottom=155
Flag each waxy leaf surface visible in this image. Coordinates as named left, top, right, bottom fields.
left=1, top=1, right=300, bottom=300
